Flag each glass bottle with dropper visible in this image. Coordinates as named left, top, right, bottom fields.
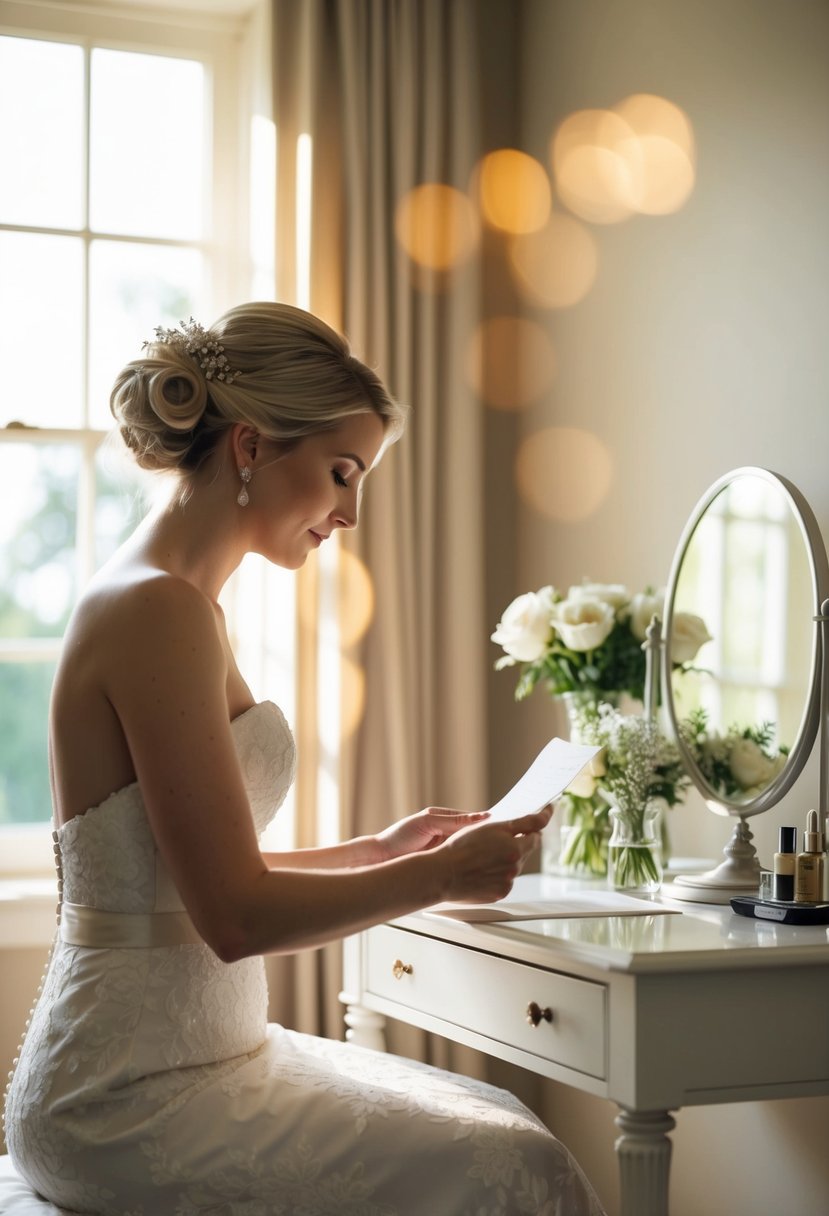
left=794, top=810, right=825, bottom=904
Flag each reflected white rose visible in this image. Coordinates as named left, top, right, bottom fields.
left=568, top=582, right=629, bottom=610
left=670, top=612, right=712, bottom=664
left=630, top=591, right=665, bottom=642
left=729, top=737, right=776, bottom=789
left=491, top=586, right=556, bottom=663
left=552, top=597, right=615, bottom=652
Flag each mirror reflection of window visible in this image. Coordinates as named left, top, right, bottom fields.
left=671, top=477, right=812, bottom=752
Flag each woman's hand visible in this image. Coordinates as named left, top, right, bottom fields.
left=437, top=807, right=552, bottom=904
left=376, top=807, right=490, bottom=862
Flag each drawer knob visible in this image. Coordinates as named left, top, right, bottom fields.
left=526, top=1000, right=553, bottom=1028
left=392, top=958, right=413, bottom=980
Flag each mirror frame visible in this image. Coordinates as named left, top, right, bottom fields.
left=663, top=466, right=829, bottom=818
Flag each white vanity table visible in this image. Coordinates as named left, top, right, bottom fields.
left=341, top=871, right=829, bottom=1216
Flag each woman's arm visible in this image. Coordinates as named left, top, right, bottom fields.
left=103, top=578, right=546, bottom=963
left=262, top=809, right=490, bottom=870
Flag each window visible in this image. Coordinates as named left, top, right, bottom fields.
left=0, top=1, right=273, bottom=876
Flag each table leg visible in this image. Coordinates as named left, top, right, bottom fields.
left=614, top=1106, right=676, bottom=1216
left=339, top=991, right=388, bottom=1052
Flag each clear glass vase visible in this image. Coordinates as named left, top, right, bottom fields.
left=608, top=803, right=663, bottom=896
left=557, top=820, right=609, bottom=877
left=541, top=691, right=610, bottom=877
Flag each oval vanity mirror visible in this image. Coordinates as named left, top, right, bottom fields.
left=662, top=467, right=829, bottom=903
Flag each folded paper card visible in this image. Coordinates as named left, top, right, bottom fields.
left=426, top=891, right=679, bottom=922
left=484, top=737, right=602, bottom=823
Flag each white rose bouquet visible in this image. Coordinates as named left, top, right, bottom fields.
left=492, top=581, right=711, bottom=705
left=680, top=709, right=788, bottom=800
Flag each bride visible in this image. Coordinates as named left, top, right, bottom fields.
left=4, top=301, right=604, bottom=1215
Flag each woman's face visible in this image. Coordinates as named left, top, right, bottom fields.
left=246, top=411, right=385, bottom=568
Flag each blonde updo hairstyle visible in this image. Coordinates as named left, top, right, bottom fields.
left=110, top=302, right=406, bottom=476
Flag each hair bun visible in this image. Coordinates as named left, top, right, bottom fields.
left=146, top=364, right=207, bottom=431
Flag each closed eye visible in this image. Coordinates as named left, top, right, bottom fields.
left=333, top=469, right=349, bottom=488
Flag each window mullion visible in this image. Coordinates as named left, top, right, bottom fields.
left=82, top=39, right=91, bottom=430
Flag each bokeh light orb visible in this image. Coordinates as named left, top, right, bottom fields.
left=338, top=548, right=375, bottom=648
left=475, top=148, right=551, bottom=234
left=508, top=212, right=598, bottom=308
left=515, top=426, right=613, bottom=521
left=551, top=109, right=640, bottom=223
left=394, top=183, right=480, bottom=270
left=340, top=654, right=366, bottom=738
left=465, top=316, right=556, bottom=410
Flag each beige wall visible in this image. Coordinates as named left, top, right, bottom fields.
left=482, top=1, right=829, bottom=1213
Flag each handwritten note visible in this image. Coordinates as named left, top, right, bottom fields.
left=485, top=737, right=602, bottom=823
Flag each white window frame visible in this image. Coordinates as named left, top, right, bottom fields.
left=0, top=0, right=269, bottom=891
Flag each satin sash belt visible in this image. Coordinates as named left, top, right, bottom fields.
left=60, top=902, right=203, bottom=948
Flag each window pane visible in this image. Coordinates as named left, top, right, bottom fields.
left=0, top=36, right=84, bottom=229
left=90, top=49, right=205, bottom=239
left=0, top=660, right=55, bottom=825
left=0, top=445, right=79, bottom=639
left=95, top=440, right=157, bottom=567
left=0, top=233, right=84, bottom=427
left=88, top=240, right=205, bottom=428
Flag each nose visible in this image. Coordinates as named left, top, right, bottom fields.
left=332, top=501, right=358, bottom=530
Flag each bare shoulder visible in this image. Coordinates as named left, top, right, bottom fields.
left=58, top=568, right=226, bottom=706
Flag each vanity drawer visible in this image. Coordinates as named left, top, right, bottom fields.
left=365, top=924, right=606, bottom=1080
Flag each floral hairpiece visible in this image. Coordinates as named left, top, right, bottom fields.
left=144, top=317, right=241, bottom=383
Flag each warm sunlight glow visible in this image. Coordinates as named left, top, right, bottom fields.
left=338, top=549, right=375, bottom=647
left=250, top=115, right=276, bottom=298
left=515, top=426, right=613, bottom=521
left=394, top=183, right=480, bottom=270
left=551, top=109, right=639, bottom=224
left=475, top=148, right=551, bottom=234
left=296, top=133, right=313, bottom=308
left=340, top=654, right=367, bottom=738
left=508, top=213, right=598, bottom=308
left=465, top=316, right=556, bottom=411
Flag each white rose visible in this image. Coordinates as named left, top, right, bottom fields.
left=630, top=591, right=665, bottom=642
left=552, top=597, right=615, bottom=652
left=670, top=612, right=712, bottom=665
left=566, top=770, right=597, bottom=798
left=568, top=582, right=629, bottom=610
left=491, top=586, right=556, bottom=663
left=729, top=738, right=776, bottom=790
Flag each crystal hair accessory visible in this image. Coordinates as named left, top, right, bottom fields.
left=144, top=317, right=241, bottom=383
left=237, top=466, right=252, bottom=506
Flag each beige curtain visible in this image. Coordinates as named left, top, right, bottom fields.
left=266, top=0, right=492, bottom=1076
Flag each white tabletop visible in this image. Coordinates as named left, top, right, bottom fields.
left=406, top=872, right=829, bottom=975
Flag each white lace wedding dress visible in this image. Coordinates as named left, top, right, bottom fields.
left=4, top=702, right=604, bottom=1215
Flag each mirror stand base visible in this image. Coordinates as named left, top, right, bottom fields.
left=665, top=817, right=760, bottom=905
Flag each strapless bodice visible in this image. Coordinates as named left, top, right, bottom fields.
left=55, top=700, right=296, bottom=914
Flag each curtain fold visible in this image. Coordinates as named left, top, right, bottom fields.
left=267, top=0, right=493, bottom=1071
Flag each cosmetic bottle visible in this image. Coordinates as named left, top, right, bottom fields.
left=773, top=826, right=797, bottom=901
left=794, top=810, right=825, bottom=904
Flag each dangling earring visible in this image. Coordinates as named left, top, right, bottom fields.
left=237, top=466, right=252, bottom=506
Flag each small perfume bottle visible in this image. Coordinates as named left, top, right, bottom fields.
left=794, top=810, right=825, bottom=904
left=773, top=826, right=797, bottom=901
